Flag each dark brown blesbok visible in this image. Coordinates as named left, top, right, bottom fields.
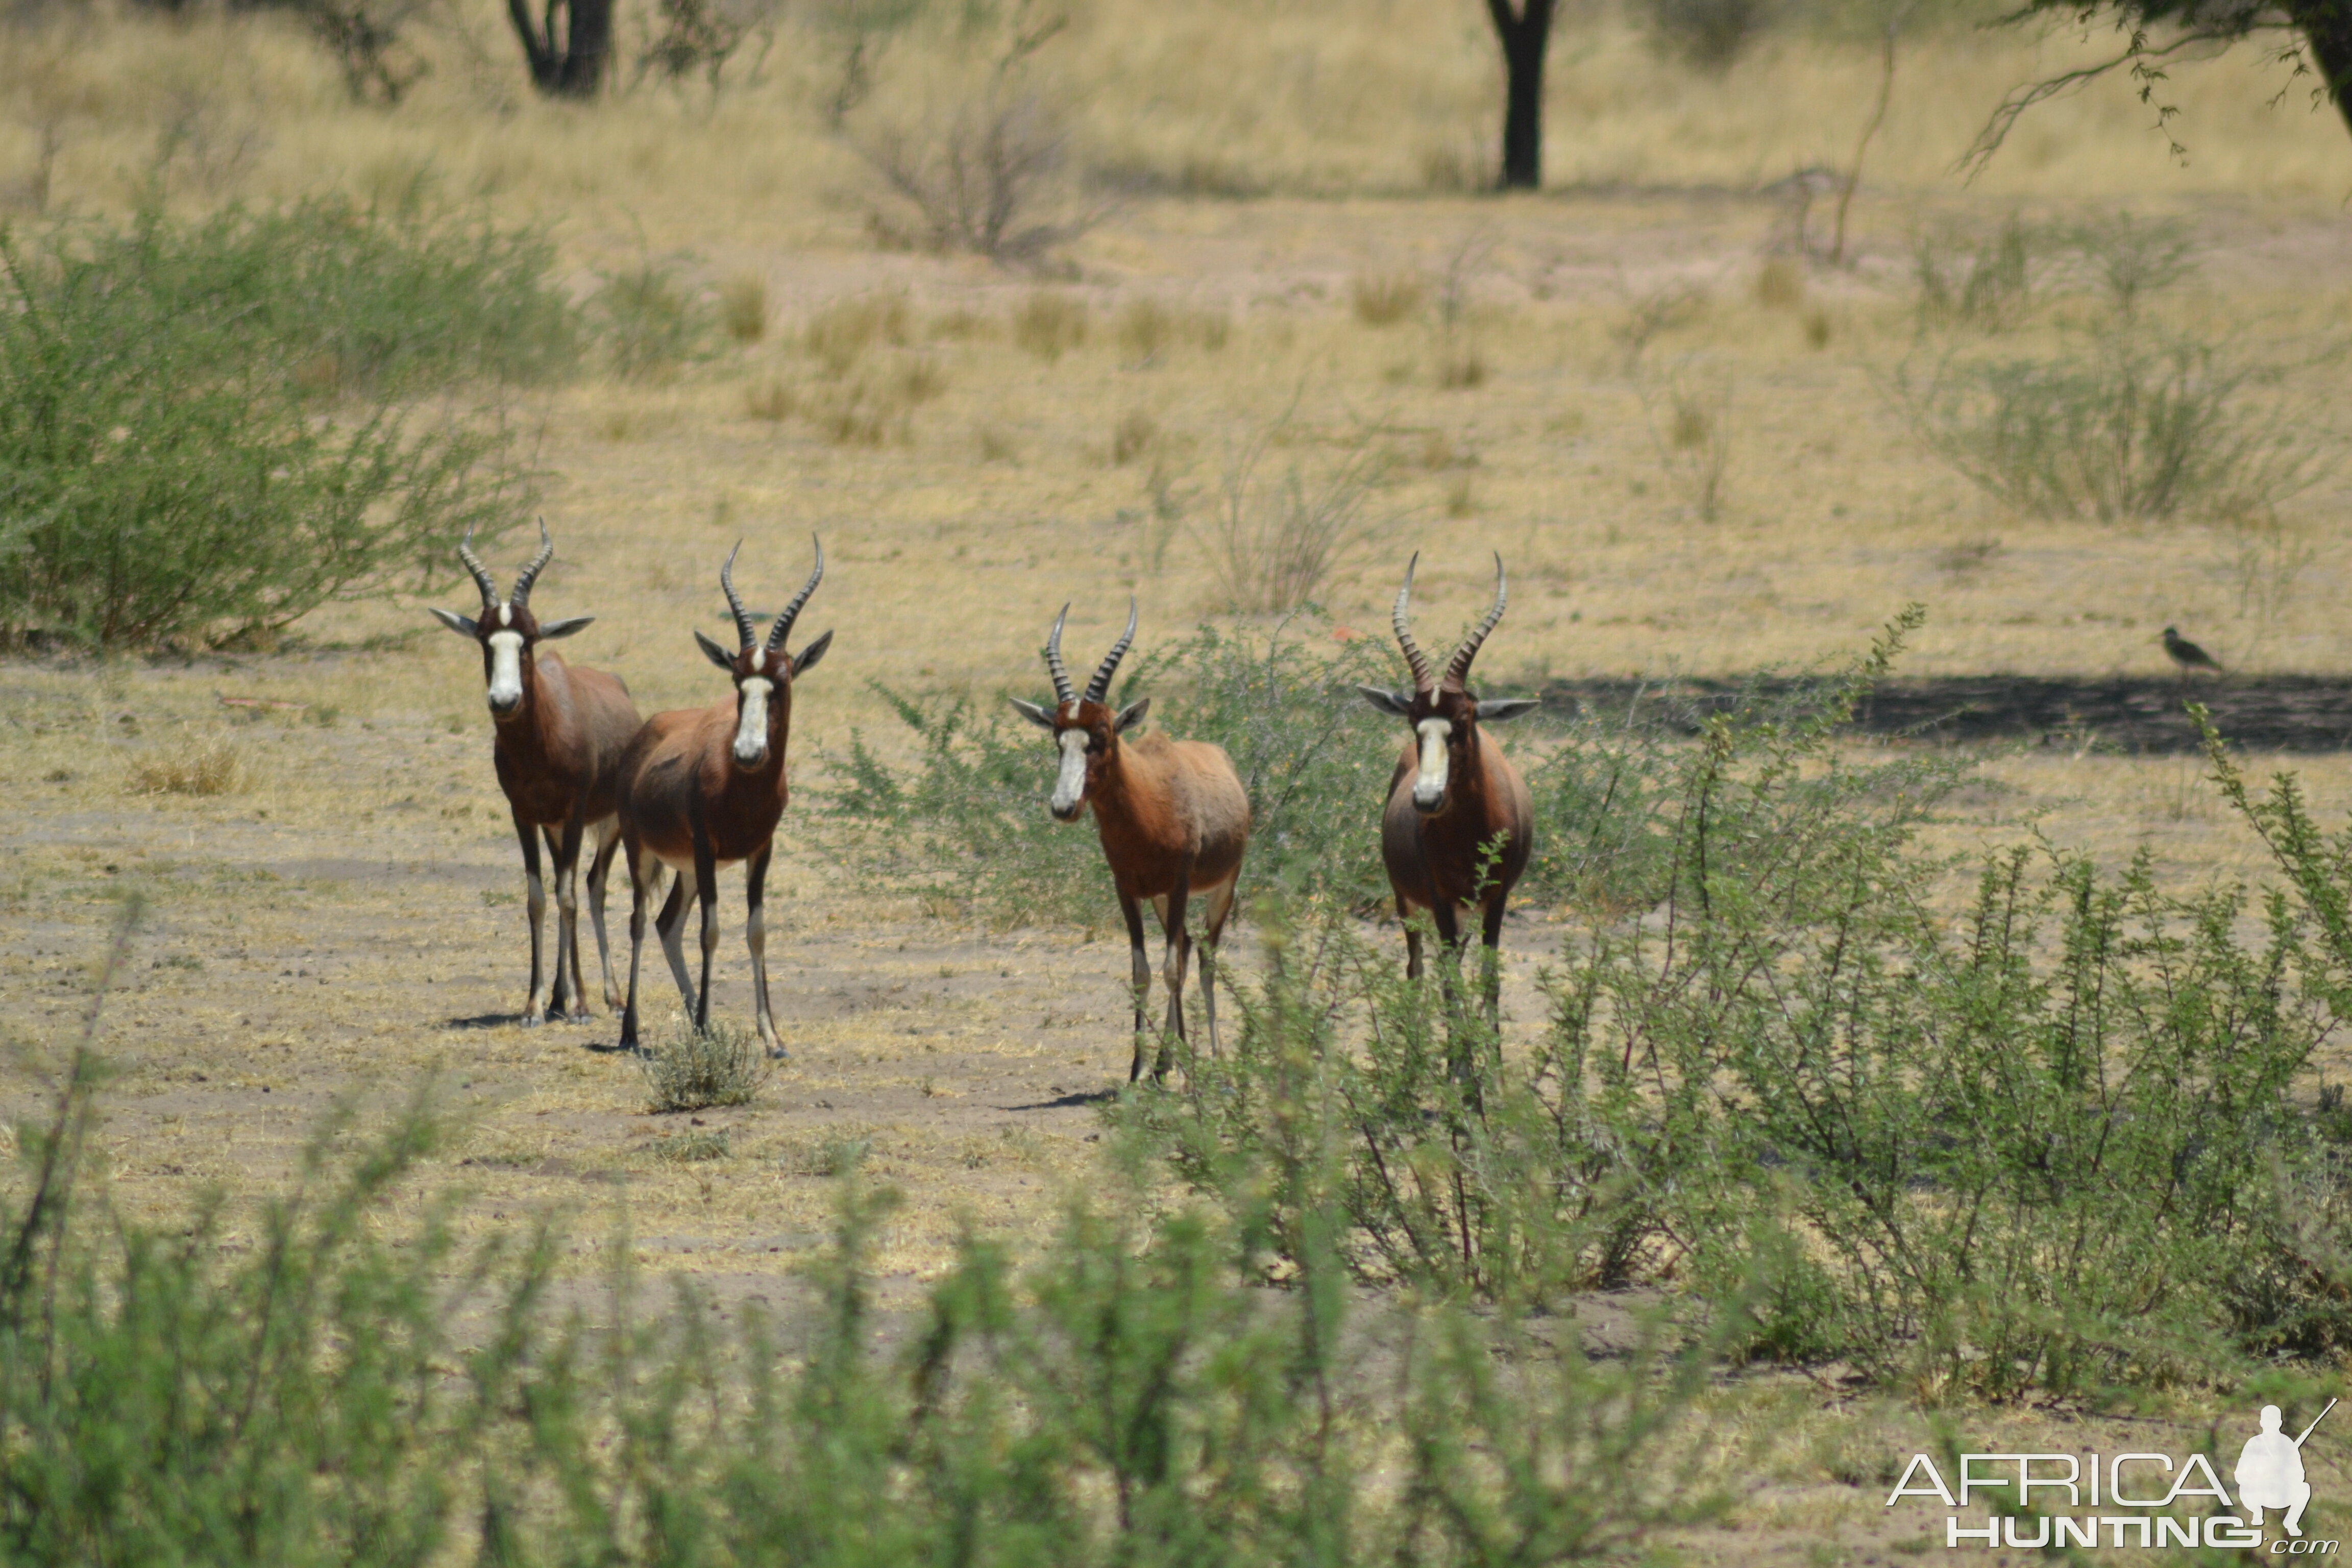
left=1011, top=601, right=1251, bottom=1082
left=615, top=538, right=830, bottom=1055
left=1357, top=554, right=1538, bottom=1007
left=431, top=522, right=643, bottom=1023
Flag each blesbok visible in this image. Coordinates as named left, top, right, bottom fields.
left=615, top=538, right=830, bottom=1055
left=431, top=522, right=643, bottom=1024
left=1011, top=600, right=1251, bottom=1082
left=1357, top=554, right=1538, bottom=1007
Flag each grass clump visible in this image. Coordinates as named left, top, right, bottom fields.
left=805, top=291, right=911, bottom=376
left=124, top=737, right=248, bottom=797
left=1349, top=268, right=1425, bottom=326
left=0, top=204, right=536, bottom=650
left=651, top=1128, right=732, bottom=1162
left=718, top=272, right=769, bottom=342
left=640, top=1017, right=771, bottom=1111
left=593, top=254, right=714, bottom=381
left=1011, top=289, right=1088, bottom=360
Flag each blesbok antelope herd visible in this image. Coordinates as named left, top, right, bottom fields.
left=438, top=530, right=1541, bottom=1080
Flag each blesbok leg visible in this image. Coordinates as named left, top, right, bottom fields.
left=514, top=809, right=550, bottom=1024
left=549, top=819, right=587, bottom=1019
left=744, top=843, right=781, bottom=1058
left=1154, top=869, right=1192, bottom=1080
left=1198, top=875, right=1237, bottom=1059
left=620, top=839, right=653, bottom=1051
left=1400, top=896, right=1424, bottom=981
left=586, top=820, right=624, bottom=1009
left=692, top=834, right=721, bottom=1035
left=654, top=866, right=700, bottom=1018
left=1120, top=894, right=1151, bottom=1083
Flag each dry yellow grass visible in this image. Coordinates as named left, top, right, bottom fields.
left=5, top=4, right=2352, bottom=1555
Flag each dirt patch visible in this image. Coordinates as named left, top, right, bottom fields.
left=1540, top=674, right=2352, bottom=753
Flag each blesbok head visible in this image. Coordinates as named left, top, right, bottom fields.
left=430, top=521, right=596, bottom=718
left=691, top=537, right=831, bottom=772
left=1009, top=599, right=1147, bottom=823
left=1357, top=553, right=1539, bottom=815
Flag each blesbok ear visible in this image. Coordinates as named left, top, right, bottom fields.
left=429, top=607, right=479, bottom=639
left=694, top=630, right=738, bottom=670
left=1476, top=697, right=1541, bottom=723
left=789, top=629, right=833, bottom=678
left=1008, top=698, right=1057, bottom=730
left=536, top=615, right=595, bottom=640
left=1356, top=684, right=1413, bottom=717
left=1113, top=697, right=1151, bottom=733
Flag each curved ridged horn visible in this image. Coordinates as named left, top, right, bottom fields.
left=764, top=534, right=824, bottom=654
left=1392, top=553, right=1435, bottom=695
left=1084, top=597, right=1138, bottom=705
left=719, top=540, right=758, bottom=651
left=1043, top=603, right=1077, bottom=707
left=1441, top=553, right=1508, bottom=693
left=457, top=528, right=500, bottom=608
left=508, top=519, right=555, bottom=610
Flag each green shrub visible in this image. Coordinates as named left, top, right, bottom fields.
left=1901, top=330, right=2323, bottom=523
left=0, top=205, right=539, bottom=650
left=822, top=614, right=1404, bottom=923
left=1129, top=612, right=2352, bottom=1399
left=0, top=926, right=1708, bottom=1566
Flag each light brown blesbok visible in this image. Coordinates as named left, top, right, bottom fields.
left=1011, top=600, right=1251, bottom=1082
left=431, top=522, right=643, bottom=1024
left=1356, top=554, right=1538, bottom=1008
left=615, top=538, right=830, bottom=1054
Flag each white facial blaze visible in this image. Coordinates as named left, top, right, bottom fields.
left=733, top=675, right=773, bottom=764
left=1413, top=718, right=1451, bottom=809
left=1052, top=728, right=1089, bottom=817
left=486, top=629, right=526, bottom=711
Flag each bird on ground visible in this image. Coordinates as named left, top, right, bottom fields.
left=2162, top=625, right=2222, bottom=675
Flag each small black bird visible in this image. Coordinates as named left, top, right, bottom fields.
left=2162, top=625, right=2222, bottom=674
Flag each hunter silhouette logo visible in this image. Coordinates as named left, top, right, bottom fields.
left=2239, top=1400, right=2334, bottom=1539
left=1885, top=1400, right=2340, bottom=1551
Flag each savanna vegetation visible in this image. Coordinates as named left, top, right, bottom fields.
left=8, top=0, right=2352, bottom=1559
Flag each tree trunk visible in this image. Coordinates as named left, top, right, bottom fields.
left=1486, top=0, right=1558, bottom=190
left=2286, top=0, right=2352, bottom=138
left=507, top=0, right=611, bottom=97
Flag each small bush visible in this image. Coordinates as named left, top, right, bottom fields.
left=1901, top=330, right=2323, bottom=523
left=640, top=1018, right=771, bottom=1111
left=856, top=89, right=1101, bottom=263
left=1116, top=297, right=1172, bottom=358
left=0, top=206, right=537, bottom=650
left=1012, top=289, right=1088, bottom=360
left=719, top=272, right=769, bottom=342
left=1912, top=215, right=2038, bottom=332
left=124, top=737, right=248, bottom=797
left=1349, top=268, right=1425, bottom=326
left=1203, top=420, right=1391, bottom=614
left=594, top=255, right=714, bottom=381
left=650, top=1128, right=732, bottom=1162
left=1640, top=365, right=1735, bottom=521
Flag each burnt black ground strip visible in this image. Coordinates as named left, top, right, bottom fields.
left=1535, top=676, right=2352, bottom=754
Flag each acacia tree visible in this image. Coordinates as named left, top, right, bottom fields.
left=507, top=0, right=612, bottom=96
left=1971, top=0, right=2352, bottom=167
left=1487, top=0, right=1559, bottom=189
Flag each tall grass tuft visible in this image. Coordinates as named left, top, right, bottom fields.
left=594, top=254, right=715, bottom=381
left=641, top=1016, right=772, bottom=1111
left=124, top=737, right=248, bottom=797
left=1204, top=421, right=1390, bottom=614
